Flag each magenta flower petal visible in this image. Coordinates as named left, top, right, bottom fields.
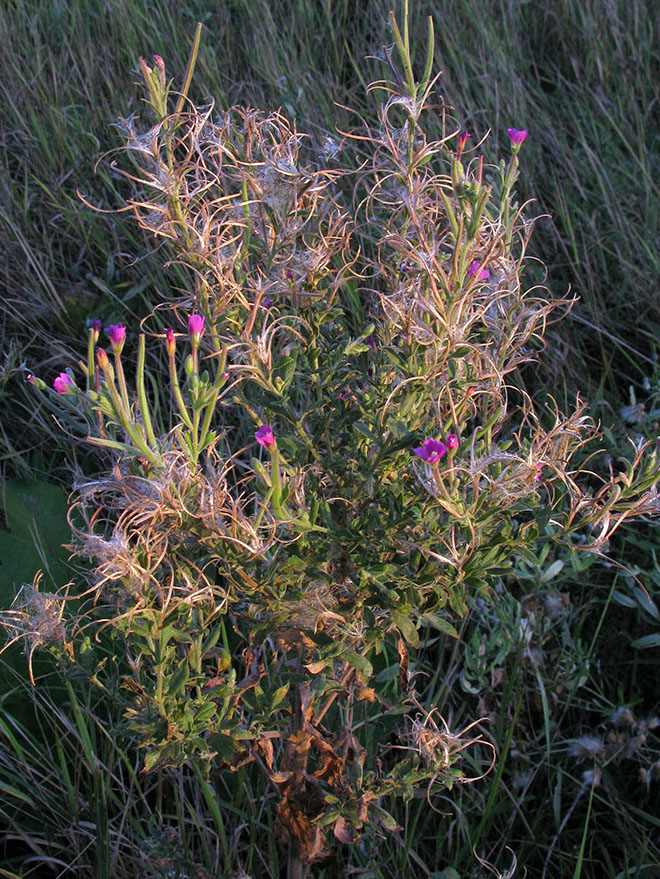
left=446, top=434, right=459, bottom=451
left=507, top=128, right=528, bottom=147
left=106, top=324, right=126, bottom=354
left=255, top=423, right=275, bottom=448
left=414, top=438, right=447, bottom=463
left=468, top=260, right=490, bottom=281
left=53, top=372, right=75, bottom=394
left=188, top=313, right=205, bottom=341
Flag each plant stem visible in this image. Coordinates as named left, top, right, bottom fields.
left=288, top=846, right=305, bottom=879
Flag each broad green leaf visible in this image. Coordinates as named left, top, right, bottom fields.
left=392, top=610, right=419, bottom=648
left=419, top=614, right=459, bottom=639
left=344, top=651, right=373, bottom=680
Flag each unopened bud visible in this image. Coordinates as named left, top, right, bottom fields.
left=165, top=328, right=176, bottom=356
left=97, top=348, right=110, bottom=371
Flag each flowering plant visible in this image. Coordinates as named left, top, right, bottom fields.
left=6, top=6, right=660, bottom=876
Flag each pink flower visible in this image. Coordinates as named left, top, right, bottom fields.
left=106, top=324, right=126, bottom=354
left=188, top=313, right=205, bottom=342
left=507, top=128, right=528, bottom=147
left=468, top=260, right=490, bottom=281
left=414, top=438, right=447, bottom=463
left=446, top=434, right=459, bottom=451
left=90, top=319, right=101, bottom=342
left=53, top=372, right=75, bottom=394
left=255, top=424, right=275, bottom=448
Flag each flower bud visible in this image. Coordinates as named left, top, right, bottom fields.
left=27, top=374, right=46, bottom=390
left=97, top=348, right=110, bottom=371
left=165, top=328, right=176, bottom=357
left=457, top=131, right=470, bottom=159
left=188, top=313, right=205, bottom=344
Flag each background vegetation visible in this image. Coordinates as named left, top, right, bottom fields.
left=1, top=1, right=659, bottom=877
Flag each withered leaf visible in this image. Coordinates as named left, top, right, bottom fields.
left=333, top=816, right=355, bottom=844
left=356, top=684, right=376, bottom=702
left=312, top=739, right=344, bottom=789
left=270, top=770, right=293, bottom=784
left=299, top=682, right=315, bottom=724
left=256, top=735, right=274, bottom=769
left=276, top=783, right=331, bottom=864
left=397, top=636, right=409, bottom=695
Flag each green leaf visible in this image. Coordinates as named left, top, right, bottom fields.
left=633, top=587, right=659, bottom=621
left=612, top=590, right=637, bottom=609
left=392, top=610, right=419, bottom=648
left=630, top=633, right=660, bottom=650
left=193, top=702, right=218, bottom=724
left=343, top=325, right=375, bottom=356
left=271, top=683, right=290, bottom=710
left=142, top=749, right=163, bottom=773
left=167, top=659, right=190, bottom=696
left=419, top=614, right=459, bottom=639
left=201, top=626, right=222, bottom=656
left=372, top=805, right=400, bottom=831
left=541, top=560, right=564, bottom=582
left=344, top=651, right=373, bottom=680
left=272, top=356, right=297, bottom=393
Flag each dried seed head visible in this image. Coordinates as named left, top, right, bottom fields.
left=0, top=580, right=66, bottom=679
left=610, top=706, right=635, bottom=728
left=568, top=735, right=605, bottom=760
left=582, top=766, right=602, bottom=787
